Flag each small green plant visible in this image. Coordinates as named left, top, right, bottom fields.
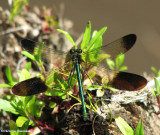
left=115, top=116, right=144, bottom=135
left=151, top=66, right=160, bottom=77
left=151, top=77, right=160, bottom=97
left=9, top=0, right=29, bottom=21
left=0, top=64, right=46, bottom=134
left=151, top=66, right=160, bottom=114
left=107, top=53, right=127, bottom=72
left=150, top=77, right=160, bottom=114
left=42, top=7, right=58, bottom=29
left=0, top=22, right=109, bottom=133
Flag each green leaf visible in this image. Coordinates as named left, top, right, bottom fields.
left=151, top=66, right=158, bottom=74
left=0, top=99, right=18, bottom=114
left=81, top=21, right=91, bottom=50
left=24, top=62, right=31, bottom=71
left=9, top=118, right=30, bottom=135
left=87, top=26, right=107, bottom=51
left=81, top=26, right=108, bottom=65
left=24, top=96, right=33, bottom=109
left=135, top=119, right=144, bottom=135
left=22, top=51, right=36, bottom=61
left=0, top=83, right=12, bottom=88
left=154, top=77, right=160, bottom=95
left=119, top=66, right=128, bottom=71
left=5, top=66, right=13, bottom=83
left=9, top=0, right=28, bottom=21
left=9, top=120, right=18, bottom=135
left=25, top=96, right=39, bottom=117
left=49, top=102, right=57, bottom=108
left=108, top=86, right=118, bottom=92
left=150, top=88, right=156, bottom=96
left=16, top=116, right=28, bottom=127
left=57, top=29, right=75, bottom=46
left=116, top=53, right=125, bottom=68
left=151, top=66, right=160, bottom=76
left=19, top=120, right=30, bottom=135
left=45, top=69, right=56, bottom=88
left=95, top=53, right=110, bottom=64
left=86, top=31, right=103, bottom=58
left=35, top=100, right=45, bottom=117
left=86, top=85, right=102, bottom=90
left=36, top=100, right=45, bottom=107
left=115, top=116, right=134, bottom=135
left=22, top=41, right=44, bottom=66
left=106, top=59, right=115, bottom=69
left=10, top=97, right=28, bottom=117
left=94, top=32, right=102, bottom=49
left=103, top=83, right=108, bottom=88
left=45, top=89, right=66, bottom=99
left=19, top=69, right=31, bottom=82
left=82, top=32, right=103, bottom=63
left=46, top=70, right=70, bottom=92
left=37, top=41, right=44, bottom=63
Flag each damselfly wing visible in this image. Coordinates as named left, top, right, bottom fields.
left=11, top=34, right=147, bottom=96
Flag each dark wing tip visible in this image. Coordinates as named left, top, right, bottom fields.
left=21, top=38, right=34, bottom=46
left=123, top=34, right=137, bottom=50
left=11, top=83, right=27, bottom=96
left=11, top=77, right=48, bottom=96
left=21, top=39, right=36, bottom=53
left=109, top=72, right=147, bottom=91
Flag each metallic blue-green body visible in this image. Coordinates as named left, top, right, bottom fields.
left=69, top=49, right=87, bottom=118
left=75, top=62, right=87, bottom=118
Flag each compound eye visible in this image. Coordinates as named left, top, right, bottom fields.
left=77, top=49, right=82, bottom=53
left=70, top=49, right=75, bottom=54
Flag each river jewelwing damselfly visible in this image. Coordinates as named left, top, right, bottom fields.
left=11, top=29, right=147, bottom=119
